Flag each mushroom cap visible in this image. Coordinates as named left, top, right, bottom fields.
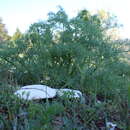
left=14, top=85, right=57, bottom=100
left=56, top=88, right=82, bottom=98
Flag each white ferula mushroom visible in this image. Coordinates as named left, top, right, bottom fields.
left=14, top=85, right=57, bottom=100
left=56, top=88, right=83, bottom=99
left=14, top=85, right=84, bottom=101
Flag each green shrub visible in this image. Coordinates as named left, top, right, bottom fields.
left=0, top=7, right=129, bottom=96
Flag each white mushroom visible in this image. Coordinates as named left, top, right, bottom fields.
left=56, top=88, right=83, bottom=99
left=14, top=85, right=57, bottom=100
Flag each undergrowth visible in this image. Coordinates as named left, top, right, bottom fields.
left=0, top=83, right=128, bottom=130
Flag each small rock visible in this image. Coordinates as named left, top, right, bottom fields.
left=106, top=122, right=117, bottom=130
left=14, top=85, right=57, bottom=100
left=17, top=112, right=28, bottom=118
left=97, top=100, right=102, bottom=104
